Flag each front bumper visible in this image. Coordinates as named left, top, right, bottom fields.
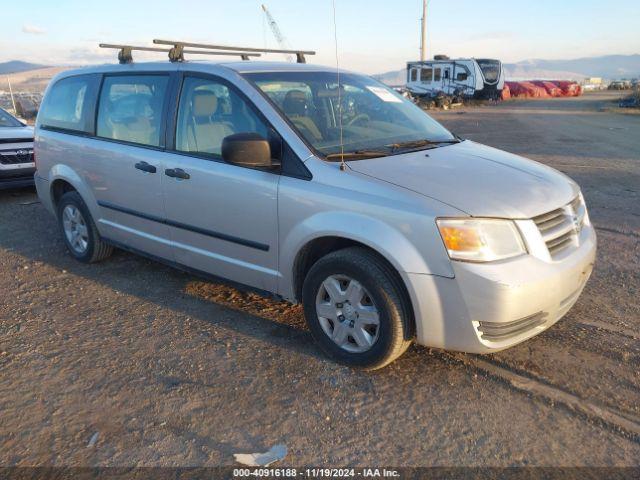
left=407, top=222, right=596, bottom=353
left=0, top=166, right=36, bottom=189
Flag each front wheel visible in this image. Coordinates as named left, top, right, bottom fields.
left=302, top=247, right=413, bottom=370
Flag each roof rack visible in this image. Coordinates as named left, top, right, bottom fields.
left=99, top=43, right=261, bottom=64
left=153, top=39, right=316, bottom=64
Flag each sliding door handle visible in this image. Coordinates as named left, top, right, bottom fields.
left=165, top=168, right=190, bottom=180
left=134, top=161, right=157, bottom=173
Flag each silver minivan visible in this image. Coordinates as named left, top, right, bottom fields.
left=34, top=55, right=596, bottom=369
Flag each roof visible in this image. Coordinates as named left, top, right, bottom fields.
left=53, top=60, right=352, bottom=82
left=407, top=59, right=475, bottom=65
left=407, top=58, right=501, bottom=66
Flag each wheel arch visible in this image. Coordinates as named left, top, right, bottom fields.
left=46, top=165, right=100, bottom=220
left=50, top=178, right=78, bottom=207
left=280, top=211, right=440, bottom=296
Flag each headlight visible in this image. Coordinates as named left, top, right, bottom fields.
left=436, top=218, right=526, bottom=262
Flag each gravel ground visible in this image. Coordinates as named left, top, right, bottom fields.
left=0, top=91, right=639, bottom=468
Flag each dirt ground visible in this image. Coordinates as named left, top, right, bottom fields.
left=0, top=91, right=639, bottom=468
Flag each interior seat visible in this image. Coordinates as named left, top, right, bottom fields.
left=282, top=90, right=323, bottom=142
left=100, top=95, right=155, bottom=145
left=184, top=90, right=234, bottom=154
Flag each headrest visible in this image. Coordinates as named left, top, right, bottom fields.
left=192, top=90, right=218, bottom=117
left=282, top=90, right=309, bottom=116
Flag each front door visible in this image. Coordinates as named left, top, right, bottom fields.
left=162, top=74, right=280, bottom=292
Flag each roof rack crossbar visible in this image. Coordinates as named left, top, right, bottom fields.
left=99, top=44, right=261, bottom=64
left=153, top=39, right=316, bottom=63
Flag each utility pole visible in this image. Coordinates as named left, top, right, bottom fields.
left=7, top=76, right=17, bottom=114
left=420, top=0, right=427, bottom=62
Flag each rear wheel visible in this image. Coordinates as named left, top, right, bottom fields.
left=302, top=247, right=412, bottom=370
left=57, top=191, right=112, bottom=263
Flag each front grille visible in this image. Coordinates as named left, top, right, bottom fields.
left=546, top=230, right=574, bottom=255
left=0, top=137, right=34, bottom=144
left=533, top=196, right=585, bottom=259
left=0, top=149, right=34, bottom=165
left=478, top=312, right=548, bottom=341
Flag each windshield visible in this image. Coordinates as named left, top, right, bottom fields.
left=0, top=108, right=23, bottom=127
left=476, top=59, right=500, bottom=83
left=244, top=71, right=455, bottom=158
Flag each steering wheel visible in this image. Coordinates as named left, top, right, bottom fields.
left=347, top=114, right=370, bottom=127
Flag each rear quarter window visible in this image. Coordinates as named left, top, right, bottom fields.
left=38, top=74, right=100, bottom=133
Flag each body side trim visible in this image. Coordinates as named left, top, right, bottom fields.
left=97, top=200, right=270, bottom=251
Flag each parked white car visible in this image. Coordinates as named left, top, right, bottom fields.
left=0, top=107, right=35, bottom=189
left=34, top=54, right=595, bottom=369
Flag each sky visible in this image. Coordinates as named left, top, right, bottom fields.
left=2, top=0, right=639, bottom=74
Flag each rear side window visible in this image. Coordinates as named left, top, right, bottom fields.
left=38, top=74, right=99, bottom=133
left=96, top=75, right=169, bottom=147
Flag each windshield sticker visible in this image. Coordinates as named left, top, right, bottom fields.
left=366, top=86, right=403, bottom=103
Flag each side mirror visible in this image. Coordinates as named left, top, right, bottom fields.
left=221, top=132, right=273, bottom=168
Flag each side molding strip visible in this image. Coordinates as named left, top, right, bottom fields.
left=97, top=200, right=270, bottom=252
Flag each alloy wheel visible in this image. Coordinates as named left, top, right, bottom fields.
left=62, top=205, right=89, bottom=254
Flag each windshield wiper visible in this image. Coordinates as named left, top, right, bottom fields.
left=325, top=150, right=390, bottom=161
left=386, top=138, right=460, bottom=153
left=324, top=138, right=461, bottom=161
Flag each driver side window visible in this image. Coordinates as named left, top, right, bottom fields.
left=175, top=76, right=269, bottom=156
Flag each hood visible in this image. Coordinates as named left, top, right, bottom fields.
left=347, top=140, right=578, bottom=219
left=0, top=125, right=34, bottom=140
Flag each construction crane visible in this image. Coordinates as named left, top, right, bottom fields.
left=420, top=0, right=427, bottom=61
left=261, top=4, right=294, bottom=63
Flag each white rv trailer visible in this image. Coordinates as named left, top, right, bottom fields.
left=406, top=56, right=505, bottom=99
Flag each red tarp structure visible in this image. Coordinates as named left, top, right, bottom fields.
left=551, top=81, right=583, bottom=97
left=501, top=83, right=511, bottom=100
left=532, top=81, right=563, bottom=97
left=505, top=81, right=549, bottom=98
left=504, top=80, right=582, bottom=99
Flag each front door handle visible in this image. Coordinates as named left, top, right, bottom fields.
left=134, top=161, right=157, bottom=173
left=165, top=168, right=190, bottom=180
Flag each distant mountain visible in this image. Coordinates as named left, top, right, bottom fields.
left=0, top=60, right=47, bottom=75
left=374, top=54, right=640, bottom=85
left=374, top=69, right=407, bottom=86
left=506, top=55, right=640, bottom=79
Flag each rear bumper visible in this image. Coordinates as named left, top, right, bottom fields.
left=408, top=223, right=596, bottom=353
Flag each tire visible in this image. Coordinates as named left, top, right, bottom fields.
left=302, top=247, right=413, bottom=370
left=57, top=191, right=113, bottom=263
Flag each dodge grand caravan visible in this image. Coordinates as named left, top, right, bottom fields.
left=34, top=58, right=596, bottom=369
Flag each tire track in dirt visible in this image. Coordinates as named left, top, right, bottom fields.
left=576, top=320, right=638, bottom=340
left=447, top=353, right=640, bottom=442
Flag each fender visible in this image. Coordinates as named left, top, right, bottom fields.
left=278, top=210, right=454, bottom=300
left=47, top=164, right=101, bottom=224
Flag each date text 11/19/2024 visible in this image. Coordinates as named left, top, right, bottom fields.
left=232, top=467, right=401, bottom=478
